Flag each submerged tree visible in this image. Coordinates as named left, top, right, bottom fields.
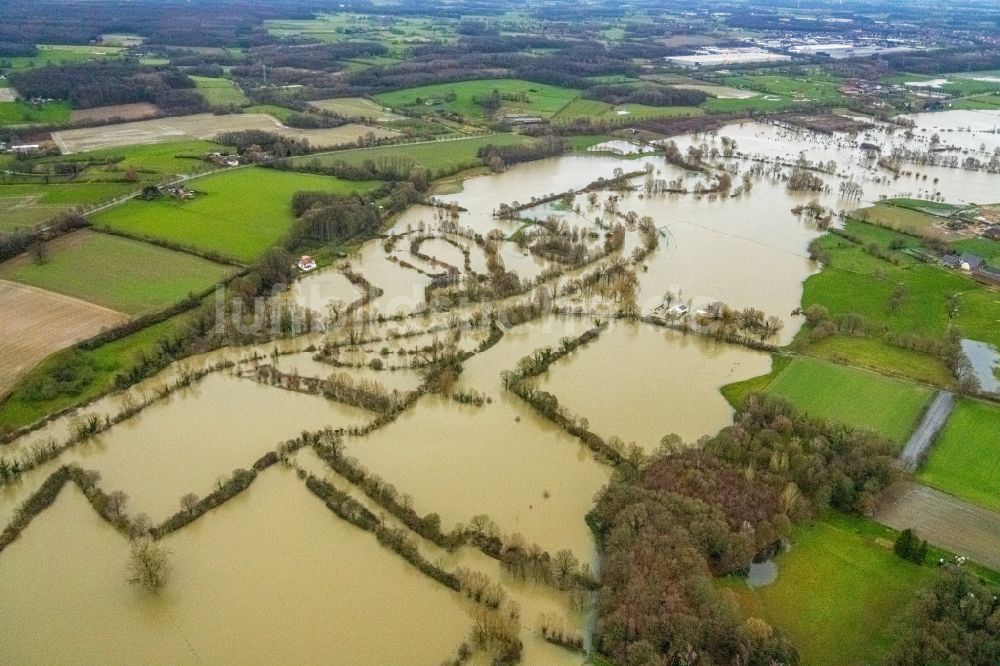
left=127, top=537, right=170, bottom=592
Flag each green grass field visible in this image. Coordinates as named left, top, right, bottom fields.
left=91, top=168, right=381, bottom=262
left=191, top=76, right=250, bottom=107
left=801, top=335, right=957, bottom=388
left=702, top=95, right=801, bottom=113
left=765, top=357, right=933, bottom=444
left=0, top=182, right=137, bottom=232
left=723, top=72, right=844, bottom=100
left=242, top=104, right=299, bottom=121
left=803, top=221, right=1000, bottom=347
left=0, top=140, right=229, bottom=231
left=374, top=79, right=580, bottom=119
left=856, top=203, right=946, bottom=237
left=1, top=44, right=122, bottom=70
left=950, top=236, right=1000, bottom=263
left=0, top=308, right=196, bottom=429
left=69, top=139, right=230, bottom=175
left=0, top=231, right=231, bottom=314
left=727, top=513, right=935, bottom=666
left=719, top=355, right=791, bottom=408
left=295, top=133, right=531, bottom=177
left=310, top=97, right=403, bottom=121
left=0, top=100, right=71, bottom=126
left=918, top=398, right=1000, bottom=512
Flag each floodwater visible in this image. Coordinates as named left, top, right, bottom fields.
left=532, top=322, right=772, bottom=450
left=5, top=109, right=1000, bottom=661
left=961, top=339, right=1000, bottom=393
left=0, top=469, right=473, bottom=665
left=64, top=372, right=372, bottom=521
left=347, top=390, right=610, bottom=560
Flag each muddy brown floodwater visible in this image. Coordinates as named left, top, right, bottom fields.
left=4, top=110, right=1000, bottom=663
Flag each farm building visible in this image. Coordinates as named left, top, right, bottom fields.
left=960, top=253, right=984, bottom=271
left=941, top=254, right=962, bottom=269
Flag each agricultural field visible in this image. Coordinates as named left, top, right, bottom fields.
left=554, top=98, right=704, bottom=120
left=191, top=76, right=250, bottom=107
left=0, top=140, right=229, bottom=231
left=69, top=102, right=161, bottom=124
left=264, top=13, right=456, bottom=51
left=241, top=104, right=298, bottom=121
left=890, top=71, right=1000, bottom=98
left=64, top=139, right=231, bottom=175
left=802, top=221, right=1000, bottom=347
left=917, top=398, right=1000, bottom=512
left=701, top=95, right=801, bottom=113
left=727, top=514, right=936, bottom=666
left=374, top=79, right=581, bottom=119
left=91, top=168, right=382, bottom=262
left=854, top=202, right=949, bottom=237
left=801, top=335, right=957, bottom=387
left=0, top=44, right=122, bottom=70
left=310, top=97, right=404, bottom=122
left=51, top=113, right=398, bottom=153
left=294, top=133, right=531, bottom=177
left=723, top=72, right=846, bottom=102
left=0, top=307, right=196, bottom=429
left=0, top=182, right=136, bottom=232
left=0, top=230, right=232, bottom=315
left=0, top=279, right=126, bottom=399
left=0, top=99, right=71, bottom=126
left=764, top=357, right=933, bottom=444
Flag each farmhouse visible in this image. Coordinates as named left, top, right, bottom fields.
left=298, top=255, right=317, bottom=272
left=983, top=225, right=1000, bottom=240
left=961, top=253, right=984, bottom=271
left=941, top=254, right=962, bottom=269
left=164, top=186, right=195, bottom=200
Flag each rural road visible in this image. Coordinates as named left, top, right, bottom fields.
left=898, top=390, right=955, bottom=471
left=876, top=481, right=1000, bottom=571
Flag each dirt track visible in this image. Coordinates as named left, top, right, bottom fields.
left=875, top=480, right=1000, bottom=570
left=898, top=390, right=955, bottom=471
left=0, top=279, right=127, bottom=400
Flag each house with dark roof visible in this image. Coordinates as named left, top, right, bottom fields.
left=960, top=253, right=984, bottom=271
left=941, top=254, right=962, bottom=269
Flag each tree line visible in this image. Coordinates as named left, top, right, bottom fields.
left=589, top=394, right=900, bottom=664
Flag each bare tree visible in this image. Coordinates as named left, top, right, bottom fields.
left=127, top=537, right=170, bottom=592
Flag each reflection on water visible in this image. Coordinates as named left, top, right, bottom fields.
left=961, top=338, right=1000, bottom=393
left=746, top=559, right=779, bottom=588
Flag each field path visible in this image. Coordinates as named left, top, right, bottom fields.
left=0, top=280, right=127, bottom=400
left=876, top=480, right=1000, bottom=570
left=897, top=390, right=955, bottom=471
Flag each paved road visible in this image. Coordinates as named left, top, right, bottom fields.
left=876, top=481, right=1000, bottom=570
left=898, top=390, right=955, bottom=472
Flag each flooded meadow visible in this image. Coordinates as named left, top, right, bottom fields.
left=5, top=109, right=1000, bottom=662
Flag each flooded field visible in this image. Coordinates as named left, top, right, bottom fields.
left=6, top=109, right=1000, bottom=662
left=0, top=469, right=473, bottom=665
left=533, top=323, right=772, bottom=449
